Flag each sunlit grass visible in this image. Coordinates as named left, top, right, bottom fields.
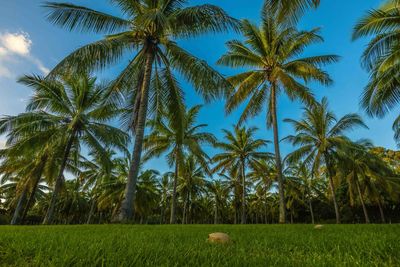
left=0, top=225, right=399, bottom=266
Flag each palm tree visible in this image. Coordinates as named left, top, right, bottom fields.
left=217, top=4, right=338, bottom=223
left=43, top=0, right=237, bottom=222
left=144, top=105, right=215, bottom=223
left=337, top=140, right=399, bottom=223
left=0, top=73, right=128, bottom=224
left=159, top=171, right=173, bottom=224
left=217, top=168, right=242, bottom=224
left=79, top=150, right=118, bottom=224
left=178, top=156, right=207, bottom=224
left=265, top=0, right=320, bottom=23
left=207, top=179, right=228, bottom=224
left=285, top=97, right=367, bottom=223
left=353, top=0, right=400, bottom=119
left=135, top=170, right=161, bottom=223
left=212, top=125, right=270, bottom=224
left=248, top=159, right=275, bottom=223
left=285, top=163, right=321, bottom=224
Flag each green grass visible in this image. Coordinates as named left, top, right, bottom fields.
left=0, top=225, right=399, bottom=266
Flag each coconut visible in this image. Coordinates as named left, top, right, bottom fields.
left=207, top=232, right=231, bottom=244
left=314, top=224, right=324, bottom=230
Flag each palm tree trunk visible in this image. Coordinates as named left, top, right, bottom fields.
left=214, top=198, right=218, bottom=224
left=43, top=132, right=75, bottom=224
left=10, top=186, right=28, bottom=225
left=170, top=152, right=180, bottom=224
left=356, top=179, right=370, bottom=224
left=182, top=193, right=188, bottom=225
left=324, top=153, right=340, bottom=224
left=87, top=199, right=96, bottom=224
left=241, top=159, right=246, bottom=224
left=21, top=157, right=47, bottom=223
left=119, top=51, right=155, bottom=222
left=270, top=85, right=286, bottom=224
left=309, top=199, right=315, bottom=224
left=377, top=198, right=385, bottom=223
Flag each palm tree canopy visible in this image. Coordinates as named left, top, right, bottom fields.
left=285, top=97, right=368, bottom=174
left=44, top=0, right=239, bottom=126
left=217, top=4, right=338, bottom=125
left=144, top=105, right=215, bottom=172
left=212, top=125, right=271, bottom=173
left=353, top=0, right=400, bottom=117
left=0, top=73, right=129, bottom=169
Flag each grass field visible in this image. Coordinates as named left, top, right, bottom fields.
left=0, top=225, right=399, bottom=266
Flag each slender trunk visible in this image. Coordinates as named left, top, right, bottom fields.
left=377, top=198, right=386, bottom=223
left=10, top=186, right=28, bottom=225
left=160, top=201, right=165, bottom=224
left=187, top=191, right=191, bottom=224
left=264, top=201, right=268, bottom=224
left=356, top=179, right=370, bottom=224
left=241, top=159, right=246, bottom=224
left=182, top=192, right=188, bottom=225
left=170, top=152, right=179, bottom=224
left=119, top=51, right=154, bottom=222
left=270, top=84, right=286, bottom=223
left=214, top=197, right=218, bottom=224
left=324, top=153, right=340, bottom=224
left=309, top=199, right=315, bottom=224
left=43, top=132, right=75, bottom=224
left=21, top=157, right=47, bottom=223
left=87, top=199, right=96, bottom=224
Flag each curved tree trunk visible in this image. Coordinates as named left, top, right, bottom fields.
left=241, top=159, right=246, bottom=224
left=11, top=186, right=28, bottom=225
left=21, top=157, right=47, bottom=224
left=119, top=51, right=155, bottom=222
left=324, top=153, right=340, bottom=224
left=356, top=179, right=370, bottom=224
left=270, top=85, right=286, bottom=224
left=377, top=199, right=385, bottom=223
left=309, top=199, right=315, bottom=224
left=170, top=152, right=180, bottom=224
left=87, top=199, right=96, bottom=224
left=43, top=132, right=75, bottom=224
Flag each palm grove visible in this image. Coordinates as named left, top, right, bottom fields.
left=1, top=0, right=400, bottom=225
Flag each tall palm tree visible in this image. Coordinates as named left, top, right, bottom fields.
left=144, top=105, right=215, bottom=223
left=212, top=125, right=270, bottom=224
left=217, top=4, right=338, bottom=223
left=285, top=97, right=367, bottom=223
left=353, top=0, right=400, bottom=119
left=43, top=0, right=237, bottom=221
left=0, top=73, right=128, bottom=224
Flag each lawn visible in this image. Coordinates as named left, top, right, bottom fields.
left=0, top=225, right=399, bottom=266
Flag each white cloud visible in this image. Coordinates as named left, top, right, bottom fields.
left=0, top=32, right=31, bottom=56
left=0, top=31, right=49, bottom=78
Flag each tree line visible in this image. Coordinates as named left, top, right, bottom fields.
left=1, top=0, right=400, bottom=225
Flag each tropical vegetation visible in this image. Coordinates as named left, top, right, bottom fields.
left=1, top=0, right=400, bottom=227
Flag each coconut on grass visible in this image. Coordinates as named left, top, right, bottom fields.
left=314, top=224, right=324, bottom=230
left=207, top=233, right=231, bottom=244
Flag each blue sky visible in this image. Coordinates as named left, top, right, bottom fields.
left=0, top=0, right=398, bottom=173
